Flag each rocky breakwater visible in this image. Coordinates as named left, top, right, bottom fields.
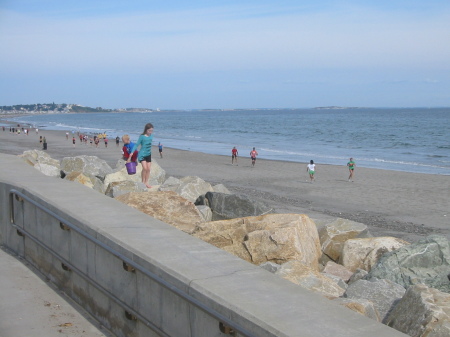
left=19, top=150, right=450, bottom=337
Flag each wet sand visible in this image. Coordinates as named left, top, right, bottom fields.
left=1, top=127, right=448, bottom=243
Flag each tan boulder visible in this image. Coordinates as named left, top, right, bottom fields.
left=115, top=191, right=204, bottom=234
left=332, top=298, right=380, bottom=321
left=65, top=171, right=94, bottom=188
left=322, top=261, right=354, bottom=282
left=193, top=213, right=321, bottom=269
left=340, top=237, right=409, bottom=272
left=385, top=284, right=450, bottom=336
left=105, top=180, right=147, bottom=198
left=319, top=218, right=369, bottom=262
left=105, top=160, right=165, bottom=188
left=275, top=261, right=346, bottom=298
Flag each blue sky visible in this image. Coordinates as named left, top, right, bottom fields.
left=1, top=1, right=450, bottom=109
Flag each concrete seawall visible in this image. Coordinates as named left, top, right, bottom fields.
left=0, top=153, right=407, bottom=337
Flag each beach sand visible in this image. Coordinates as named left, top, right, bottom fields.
left=1, top=126, right=448, bottom=243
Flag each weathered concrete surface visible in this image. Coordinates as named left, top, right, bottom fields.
left=0, top=247, right=111, bottom=337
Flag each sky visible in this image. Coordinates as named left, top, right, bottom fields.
left=1, top=0, right=450, bottom=109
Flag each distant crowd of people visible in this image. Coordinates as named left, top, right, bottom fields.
left=3, top=122, right=356, bottom=185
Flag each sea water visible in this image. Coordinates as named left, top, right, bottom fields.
left=6, top=108, right=450, bottom=175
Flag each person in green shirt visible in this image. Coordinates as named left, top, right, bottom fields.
left=127, top=123, right=154, bottom=188
left=347, top=158, right=355, bottom=182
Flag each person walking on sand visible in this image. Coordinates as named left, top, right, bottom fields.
left=232, top=146, right=238, bottom=165
left=158, top=142, right=163, bottom=158
left=127, top=123, right=154, bottom=188
left=104, top=137, right=108, bottom=147
left=347, top=157, right=355, bottom=182
left=115, top=136, right=120, bottom=147
left=307, top=160, right=316, bottom=183
left=250, top=147, right=258, bottom=167
left=72, top=136, right=76, bottom=147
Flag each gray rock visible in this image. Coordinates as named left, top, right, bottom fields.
left=344, top=278, right=405, bottom=323
left=61, top=155, right=113, bottom=180
left=365, top=235, right=450, bottom=292
left=20, top=150, right=61, bottom=177
left=105, top=160, right=165, bottom=187
left=212, top=183, right=231, bottom=194
left=318, top=218, right=370, bottom=262
left=348, top=269, right=369, bottom=285
left=159, top=176, right=213, bottom=203
left=259, top=262, right=282, bottom=274
left=385, top=284, right=450, bottom=337
left=204, top=192, right=274, bottom=220
left=196, top=205, right=212, bottom=222
left=321, top=273, right=348, bottom=291
left=34, top=163, right=61, bottom=178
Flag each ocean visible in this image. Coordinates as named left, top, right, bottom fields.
left=5, top=108, right=450, bottom=175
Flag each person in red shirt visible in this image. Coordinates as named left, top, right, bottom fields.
left=231, top=146, right=238, bottom=166
left=250, top=147, right=258, bottom=167
left=122, top=134, right=138, bottom=162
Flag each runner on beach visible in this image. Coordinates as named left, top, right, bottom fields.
left=126, top=123, right=154, bottom=188
left=347, top=157, right=355, bottom=182
left=307, top=160, right=316, bottom=183
left=250, top=147, right=258, bottom=167
left=232, top=146, right=238, bottom=165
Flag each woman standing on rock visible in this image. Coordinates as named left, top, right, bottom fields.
left=127, top=123, right=154, bottom=188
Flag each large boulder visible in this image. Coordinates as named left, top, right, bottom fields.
left=105, top=160, right=165, bottom=187
left=202, top=192, right=274, bottom=220
left=275, top=261, right=346, bottom=298
left=20, top=150, right=61, bottom=177
left=344, top=278, right=406, bottom=323
left=340, top=237, right=409, bottom=272
left=61, top=155, right=113, bottom=180
left=193, top=213, right=322, bottom=269
left=365, top=235, right=450, bottom=292
left=319, top=218, right=370, bottom=262
left=160, top=176, right=213, bottom=203
left=385, top=284, right=450, bottom=337
left=105, top=180, right=148, bottom=198
left=115, top=191, right=204, bottom=234
left=33, top=163, right=61, bottom=178
left=64, top=171, right=94, bottom=189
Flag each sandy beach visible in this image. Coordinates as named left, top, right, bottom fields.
left=1, top=126, right=448, bottom=243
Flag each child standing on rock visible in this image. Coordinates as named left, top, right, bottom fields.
left=126, top=123, right=154, bottom=188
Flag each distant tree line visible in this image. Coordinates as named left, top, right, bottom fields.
left=0, top=103, right=112, bottom=113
